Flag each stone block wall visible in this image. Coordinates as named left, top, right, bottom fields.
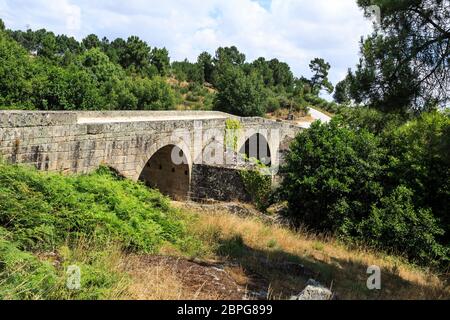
left=190, top=164, right=251, bottom=202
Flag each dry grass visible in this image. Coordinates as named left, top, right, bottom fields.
left=166, top=77, right=189, bottom=88
left=122, top=256, right=188, bottom=300
left=39, top=205, right=447, bottom=300
left=184, top=207, right=450, bottom=300
left=34, top=238, right=131, bottom=300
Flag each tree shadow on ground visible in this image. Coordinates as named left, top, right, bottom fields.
left=215, top=235, right=449, bottom=300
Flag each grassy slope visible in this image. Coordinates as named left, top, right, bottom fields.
left=184, top=208, right=449, bottom=300
left=0, top=162, right=448, bottom=300
left=0, top=162, right=200, bottom=299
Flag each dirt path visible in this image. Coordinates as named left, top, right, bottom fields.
left=298, top=107, right=332, bottom=128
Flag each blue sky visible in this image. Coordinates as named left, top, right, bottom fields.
left=0, top=0, right=374, bottom=93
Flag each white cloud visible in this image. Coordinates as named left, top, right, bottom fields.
left=0, top=0, right=81, bottom=35
left=61, top=1, right=81, bottom=32
left=0, top=0, right=373, bottom=92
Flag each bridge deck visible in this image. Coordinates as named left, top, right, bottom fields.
left=77, top=114, right=228, bottom=124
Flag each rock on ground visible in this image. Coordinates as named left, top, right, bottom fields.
left=290, top=279, right=334, bottom=300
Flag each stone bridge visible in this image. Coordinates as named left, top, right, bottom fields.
left=0, top=111, right=301, bottom=201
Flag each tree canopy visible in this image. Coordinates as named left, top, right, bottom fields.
left=214, top=64, right=267, bottom=117
left=338, top=0, right=450, bottom=113
left=309, top=58, right=333, bottom=94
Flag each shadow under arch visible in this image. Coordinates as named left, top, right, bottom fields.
left=239, top=133, right=272, bottom=166
left=138, top=144, right=190, bottom=200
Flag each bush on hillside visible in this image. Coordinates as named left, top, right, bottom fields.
left=281, top=119, right=385, bottom=231
left=240, top=169, right=272, bottom=211
left=214, top=65, right=267, bottom=117
left=0, top=163, right=188, bottom=253
left=384, top=112, right=450, bottom=244
left=358, top=186, right=447, bottom=266
left=280, top=116, right=449, bottom=267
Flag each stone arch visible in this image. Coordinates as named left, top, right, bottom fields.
left=239, top=133, right=272, bottom=166
left=138, top=144, right=191, bottom=200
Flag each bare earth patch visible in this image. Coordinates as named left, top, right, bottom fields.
left=122, top=255, right=272, bottom=300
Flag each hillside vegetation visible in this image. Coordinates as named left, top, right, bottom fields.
left=0, top=20, right=336, bottom=117
left=280, top=111, right=450, bottom=269
left=0, top=163, right=201, bottom=299
left=0, top=162, right=448, bottom=300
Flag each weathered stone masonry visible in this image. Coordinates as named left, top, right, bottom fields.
left=0, top=110, right=301, bottom=200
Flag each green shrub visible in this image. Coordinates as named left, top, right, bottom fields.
left=240, top=169, right=272, bottom=211
left=202, top=91, right=215, bottom=110
left=358, top=186, right=447, bottom=266
left=214, top=65, right=267, bottom=117
left=281, top=119, right=385, bottom=231
left=129, top=76, right=175, bottom=110
left=292, top=101, right=309, bottom=115
left=179, top=86, right=189, bottom=95
left=0, top=163, right=187, bottom=253
left=0, top=231, right=58, bottom=300
left=266, top=96, right=281, bottom=113
left=280, top=115, right=450, bottom=267
left=384, top=112, right=450, bottom=244
left=185, top=92, right=199, bottom=102
left=0, top=162, right=206, bottom=299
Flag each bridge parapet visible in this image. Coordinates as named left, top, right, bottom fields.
left=0, top=111, right=78, bottom=128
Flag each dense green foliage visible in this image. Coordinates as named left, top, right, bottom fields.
left=282, top=120, right=386, bottom=231
left=0, top=28, right=175, bottom=111
left=0, top=233, right=128, bottom=300
left=0, top=21, right=333, bottom=116
left=336, top=0, right=450, bottom=113
left=214, top=65, right=267, bottom=117
left=240, top=169, right=273, bottom=211
left=0, top=164, right=190, bottom=252
left=0, top=233, right=58, bottom=299
left=0, top=163, right=199, bottom=299
left=385, top=112, right=450, bottom=243
left=172, top=45, right=326, bottom=116
left=281, top=112, right=450, bottom=267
